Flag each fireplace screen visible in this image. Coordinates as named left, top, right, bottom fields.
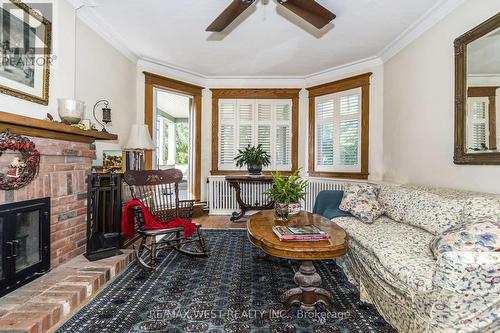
left=0, top=197, right=50, bottom=296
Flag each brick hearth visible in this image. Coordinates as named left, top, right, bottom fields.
left=0, top=137, right=96, bottom=268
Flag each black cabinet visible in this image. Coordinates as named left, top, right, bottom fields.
left=0, top=197, right=50, bottom=296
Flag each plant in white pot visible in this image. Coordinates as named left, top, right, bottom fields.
left=234, top=145, right=271, bottom=176
left=264, top=170, right=308, bottom=221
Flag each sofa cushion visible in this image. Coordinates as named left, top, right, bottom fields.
left=378, top=184, right=413, bottom=222
left=334, top=216, right=436, bottom=293
left=430, top=221, right=500, bottom=258
left=339, top=184, right=385, bottom=224
left=403, top=191, right=463, bottom=235
left=463, top=197, right=500, bottom=223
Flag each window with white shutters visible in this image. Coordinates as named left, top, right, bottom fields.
left=315, top=88, right=362, bottom=173
left=218, top=99, right=293, bottom=171
left=467, top=97, right=489, bottom=151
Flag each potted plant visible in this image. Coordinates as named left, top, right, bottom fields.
left=264, top=170, right=308, bottom=221
left=234, top=144, right=271, bottom=176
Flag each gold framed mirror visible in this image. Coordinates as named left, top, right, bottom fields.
left=454, top=12, right=500, bottom=165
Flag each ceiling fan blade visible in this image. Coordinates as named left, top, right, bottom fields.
left=206, top=0, right=256, bottom=32
left=278, top=0, right=336, bottom=29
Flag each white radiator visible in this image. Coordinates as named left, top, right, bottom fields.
left=208, top=176, right=365, bottom=215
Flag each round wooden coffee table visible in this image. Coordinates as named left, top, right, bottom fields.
left=247, top=210, right=348, bottom=312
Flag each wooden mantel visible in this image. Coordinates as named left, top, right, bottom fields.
left=0, top=111, right=118, bottom=143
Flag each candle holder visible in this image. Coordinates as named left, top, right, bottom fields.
left=93, top=100, right=112, bottom=132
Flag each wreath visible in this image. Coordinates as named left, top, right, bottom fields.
left=0, top=130, right=40, bottom=190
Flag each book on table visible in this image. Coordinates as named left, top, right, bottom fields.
left=272, top=225, right=331, bottom=241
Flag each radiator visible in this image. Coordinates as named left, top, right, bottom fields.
left=208, top=176, right=364, bottom=215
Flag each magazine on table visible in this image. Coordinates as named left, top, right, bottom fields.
left=273, top=225, right=331, bottom=242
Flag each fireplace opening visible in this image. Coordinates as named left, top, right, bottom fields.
left=0, top=197, right=50, bottom=296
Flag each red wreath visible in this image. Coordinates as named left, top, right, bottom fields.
left=0, top=130, right=40, bottom=190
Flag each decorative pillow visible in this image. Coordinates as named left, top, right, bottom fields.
left=339, top=184, right=380, bottom=211
left=403, top=191, right=463, bottom=235
left=430, top=221, right=500, bottom=258
left=339, top=184, right=385, bottom=224
left=378, top=184, right=413, bottom=222
left=463, top=197, right=500, bottom=223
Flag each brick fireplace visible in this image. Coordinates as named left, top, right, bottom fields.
left=0, top=137, right=96, bottom=269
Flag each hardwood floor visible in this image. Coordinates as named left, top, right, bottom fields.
left=193, top=214, right=248, bottom=229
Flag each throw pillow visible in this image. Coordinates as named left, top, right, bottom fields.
left=339, top=184, right=385, bottom=224
left=378, top=184, right=413, bottom=222
left=403, top=191, right=463, bottom=235
left=430, top=221, right=500, bottom=258
left=339, top=184, right=380, bottom=211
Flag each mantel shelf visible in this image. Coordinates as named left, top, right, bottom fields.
left=0, top=111, right=118, bottom=144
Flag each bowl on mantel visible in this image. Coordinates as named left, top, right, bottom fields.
left=57, top=99, right=85, bottom=124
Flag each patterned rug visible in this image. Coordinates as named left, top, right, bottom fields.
left=57, top=229, right=396, bottom=333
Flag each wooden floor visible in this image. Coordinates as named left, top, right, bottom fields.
left=193, top=214, right=248, bottom=229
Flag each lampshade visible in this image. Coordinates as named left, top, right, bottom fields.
left=123, top=124, right=156, bottom=151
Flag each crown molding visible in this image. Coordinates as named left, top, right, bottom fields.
left=139, top=56, right=383, bottom=88
left=67, top=0, right=139, bottom=63
left=379, top=0, right=466, bottom=62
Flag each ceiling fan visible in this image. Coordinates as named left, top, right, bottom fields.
left=206, top=0, right=336, bottom=32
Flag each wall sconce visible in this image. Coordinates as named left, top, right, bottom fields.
left=93, top=100, right=112, bottom=132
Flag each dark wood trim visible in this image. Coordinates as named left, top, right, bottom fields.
left=467, top=86, right=499, bottom=97
left=454, top=13, right=500, bottom=165
left=143, top=72, right=204, bottom=201
left=307, top=73, right=372, bottom=179
left=211, top=88, right=301, bottom=99
left=210, top=88, right=301, bottom=175
left=0, top=111, right=118, bottom=143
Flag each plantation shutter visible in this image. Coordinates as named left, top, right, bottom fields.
left=275, top=101, right=292, bottom=170
left=339, top=93, right=360, bottom=167
left=467, top=97, right=489, bottom=151
left=218, top=100, right=237, bottom=169
left=316, top=98, right=335, bottom=169
left=218, top=98, right=293, bottom=171
left=256, top=101, right=273, bottom=170
left=237, top=100, right=254, bottom=150
left=315, top=88, right=361, bottom=173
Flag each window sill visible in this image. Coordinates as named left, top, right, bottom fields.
left=210, top=170, right=294, bottom=176
left=308, top=171, right=369, bottom=180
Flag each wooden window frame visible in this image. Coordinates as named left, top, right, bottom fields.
left=144, top=72, right=204, bottom=201
left=307, top=73, right=372, bottom=180
left=211, top=88, right=300, bottom=176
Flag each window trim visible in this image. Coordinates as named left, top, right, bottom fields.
left=144, top=71, right=204, bottom=201
left=307, top=73, right=372, bottom=180
left=211, top=88, right=300, bottom=176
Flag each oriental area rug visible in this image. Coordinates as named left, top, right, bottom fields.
left=56, top=229, right=395, bottom=333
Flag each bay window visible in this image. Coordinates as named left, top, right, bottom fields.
left=308, top=73, right=371, bottom=179
left=211, top=89, right=299, bottom=175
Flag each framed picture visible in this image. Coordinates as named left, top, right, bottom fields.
left=103, top=150, right=123, bottom=173
left=0, top=1, right=52, bottom=105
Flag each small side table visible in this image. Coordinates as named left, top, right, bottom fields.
left=225, top=175, right=275, bottom=222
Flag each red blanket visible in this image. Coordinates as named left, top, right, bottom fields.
left=121, top=199, right=197, bottom=239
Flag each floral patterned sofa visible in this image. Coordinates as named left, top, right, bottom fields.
left=333, top=184, right=500, bottom=333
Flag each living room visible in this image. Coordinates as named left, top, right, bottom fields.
left=0, top=0, right=498, bottom=332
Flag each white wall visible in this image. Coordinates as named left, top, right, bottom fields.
left=137, top=59, right=385, bottom=201
left=75, top=18, right=137, bottom=165
left=383, top=0, right=500, bottom=193
left=0, top=0, right=75, bottom=119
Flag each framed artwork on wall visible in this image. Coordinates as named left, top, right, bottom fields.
left=0, top=1, right=52, bottom=105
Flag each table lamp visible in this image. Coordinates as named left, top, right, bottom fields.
left=123, top=124, right=156, bottom=171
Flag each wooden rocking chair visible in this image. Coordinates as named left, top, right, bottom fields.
left=124, top=169, right=208, bottom=270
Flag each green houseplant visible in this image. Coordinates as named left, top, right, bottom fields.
left=264, top=169, right=308, bottom=221
left=234, top=144, right=271, bottom=175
